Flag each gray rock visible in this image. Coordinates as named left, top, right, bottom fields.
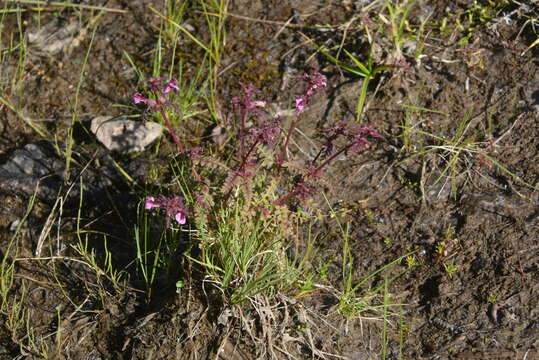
left=91, top=116, right=163, bottom=153
left=28, top=18, right=84, bottom=56
left=0, top=142, right=113, bottom=202
left=1, top=143, right=63, bottom=177
left=525, top=79, right=539, bottom=112
left=0, top=142, right=64, bottom=199
left=0, top=141, right=150, bottom=203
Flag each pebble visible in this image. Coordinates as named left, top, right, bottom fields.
left=91, top=116, right=163, bottom=153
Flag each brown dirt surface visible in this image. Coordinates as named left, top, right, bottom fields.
left=0, top=0, right=538, bottom=359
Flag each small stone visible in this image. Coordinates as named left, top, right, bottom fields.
left=28, top=18, right=82, bottom=56
left=9, top=219, right=21, bottom=232
left=210, top=125, right=227, bottom=146
left=91, top=116, right=163, bottom=153
left=525, top=79, right=539, bottom=112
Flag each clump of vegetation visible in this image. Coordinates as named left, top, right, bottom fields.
left=133, top=70, right=384, bottom=305
left=2, top=0, right=536, bottom=357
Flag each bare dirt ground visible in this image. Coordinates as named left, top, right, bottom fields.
left=0, top=0, right=538, bottom=359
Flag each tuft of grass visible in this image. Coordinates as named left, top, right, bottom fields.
left=0, top=1, right=49, bottom=138
left=319, top=195, right=413, bottom=358
left=325, top=194, right=412, bottom=321
left=321, top=46, right=390, bottom=122
left=398, top=103, right=449, bottom=153
left=0, top=188, right=53, bottom=357
left=151, top=0, right=208, bottom=123
left=134, top=200, right=184, bottom=298
left=188, top=176, right=314, bottom=305
left=317, top=0, right=423, bottom=123
left=382, top=0, right=418, bottom=59
left=398, top=106, right=538, bottom=200
left=0, top=187, right=38, bottom=312
left=62, top=14, right=102, bottom=179
left=148, top=0, right=228, bottom=124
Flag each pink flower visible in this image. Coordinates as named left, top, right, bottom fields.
left=133, top=93, right=157, bottom=108
left=133, top=93, right=147, bottom=104
left=294, top=69, right=327, bottom=113
left=305, top=70, right=327, bottom=90
left=132, top=78, right=179, bottom=110
left=146, top=77, right=179, bottom=94
left=145, top=196, right=160, bottom=209
left=295, top=97, right=307, bottom=113
left=163, top=78, right=179, bottom=94
left=144, top=195, right=188, bottom=227
left=175, top=212, right=187, bottom=225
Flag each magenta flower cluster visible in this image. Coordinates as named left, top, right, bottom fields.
left=133, top=77, right=185, bottom=153
left=132, top=77, right=179, bottom=109
left=138, top=69, right=383, bottom=217
left=294, top=69, right=327, bottom=113
left=145, top=195, right=188, bottom=227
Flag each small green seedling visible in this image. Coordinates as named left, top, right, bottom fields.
left=405, top=255, right=419, bottom=268
left=321, top=47, right=390, bottom=122
left=175, top=280, right=184, bottom=294
left=443, top=262, right=458, bottom=278
left=487, top=293, right=498, bottom=304
left=435, top=241, right=448, bottom=258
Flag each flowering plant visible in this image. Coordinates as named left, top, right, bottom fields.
left=133, top=77, right=185, bottom=153
left=294, top=69, right=328, bottom=113
left=138, top=70, right=383, bottom=221
left=145, top=195, right=188, bottom=227
left=135, top=70, right=385, bottom=305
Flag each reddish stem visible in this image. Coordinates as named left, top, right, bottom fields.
left=272, top=187, right=300, bottom=206
left=159, top=109, right=184, bottom=153
left=309, top=142, right=352, bottom=177
left=277, top=117, right=298, bottom=164
left=273, top=141, right=354, bottom=206
left=238, top=138, right=259, bottom=173
left=222, top=137, right=261, bottom=203
left=239, top=109, right=247, bottom=158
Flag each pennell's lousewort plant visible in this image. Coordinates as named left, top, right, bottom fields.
left=135, top=70, right=383, bottom=227
left=144, top=195, right=188, bottom=227
left=133, top=77, right=186, bottom=153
